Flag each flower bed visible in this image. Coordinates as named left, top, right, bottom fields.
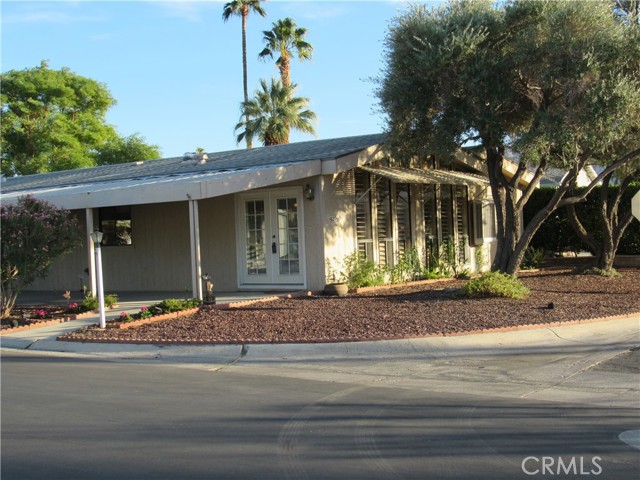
left=111, top=298, right=202, bottom=329
left=57, top=269, right=640, bottom=345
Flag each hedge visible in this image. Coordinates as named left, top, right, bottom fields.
left=523, top=183, right=640, bottom=256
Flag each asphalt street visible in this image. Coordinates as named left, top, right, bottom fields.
left=2, top=341, right=639, bottom=480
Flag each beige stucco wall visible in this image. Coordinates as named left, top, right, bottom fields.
left=321, top=171, right=357, bottom=285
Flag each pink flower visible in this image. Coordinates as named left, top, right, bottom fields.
left=140, top=306, right=147, bottom=311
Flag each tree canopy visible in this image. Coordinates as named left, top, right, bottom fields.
left=95, top=133, right=161, bottom=166
left=259, top=17, right=313, bottom=88
left=235, top=78, right=316, bottom=146
left=377, top=0, right=640, bottom=274
left=1, top=196, right=82, bottom=319
left=1, top=61, right=161, bottom=176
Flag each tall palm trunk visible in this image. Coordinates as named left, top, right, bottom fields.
left=279, top=56, right=291, bottom=88
left=279, top=55, right=291, bottom=143
left=241, top=7, right=252, bottom=149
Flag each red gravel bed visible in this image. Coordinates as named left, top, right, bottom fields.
left=59, top=269, right=640, bottom=345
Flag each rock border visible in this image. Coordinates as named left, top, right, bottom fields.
left=1, top=316, right=75, bottom=335
left=117, top=307, right=201, bottom=330
left=57, top=310, right=640, bottom=345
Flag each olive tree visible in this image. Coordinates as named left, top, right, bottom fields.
left=565, top=0, right=640, bottom=272
left=377, top=0, right=640, bottom=275
left=1, top=196, right=82, bottom=319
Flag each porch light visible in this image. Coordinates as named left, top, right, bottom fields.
left=90, top=229, right=106, bottom=329
left=90, top=229, right=104, bottom=245
left=304, top=184, right=315, bottom=201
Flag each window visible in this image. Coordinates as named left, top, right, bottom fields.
left=439, top=185, right=454, bottom=241
left=455, top=186, right=470, bottom=263
left=375, top=179, right=393, bottom=266
left=395, top=183, right=412, bottom=256
left=473, top=201, right=497, bottom=244
left=99, top=206, right=132, bottom=246
left=353, top=171, right=406, bottom=266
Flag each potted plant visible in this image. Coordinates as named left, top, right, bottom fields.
left=323, top=259, right=349, bottom=296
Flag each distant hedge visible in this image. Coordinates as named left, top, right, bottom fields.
left=524, top=183, right=640, bottom=256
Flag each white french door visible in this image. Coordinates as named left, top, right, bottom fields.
left=236, top=188, right=305, bottom=287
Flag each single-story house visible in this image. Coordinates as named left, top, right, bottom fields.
left=1, top=134, right=530, bottom=299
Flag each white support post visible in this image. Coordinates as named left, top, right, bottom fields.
left=188, top=199, right=203, bottom=301
left=86, top=209, right=96, bottom=297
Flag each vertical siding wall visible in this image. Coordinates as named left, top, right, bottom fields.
left=299, top=177, right=326, bottom=292
left=25, top=210, right=89, bottom=293
left=99, top=202, right=192, bottom=292
left=25, top=202, right=192, bottom=293
left=198, top=195, right=238, bottom=291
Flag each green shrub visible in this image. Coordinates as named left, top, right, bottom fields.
left=390, top=247, right=423, bottom=284
left=104, top=293, right=119, bottom=308
left=520, top=247, right=546, bottom=270
left=341, top=252, right=386, bottom=288
left=462, top=272, right=530, bottom=300
left=154, top=298, right=200, bottom=314
left=524, top=184, right=640, bottom=256
left=574, top=267, right=621, bottom=278
left=81, top=294, right=99, bottom=311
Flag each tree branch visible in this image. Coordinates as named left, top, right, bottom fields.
left=566, top=203, right=598, bottom=255
left=517, top=158, right=547, bottom=211
left=557, top=147, right=640, bottom=208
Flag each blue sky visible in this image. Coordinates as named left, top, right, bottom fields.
left=1, top=1, right=435, bottom=158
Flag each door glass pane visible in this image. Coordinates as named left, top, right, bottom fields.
left=245, top=200, right=267, bottom=275
left=277, top=197, right=300, bottom=275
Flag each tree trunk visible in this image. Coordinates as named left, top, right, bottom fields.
left=1, top=284, right=19, bottom=320
left=279, top=56, right=291, bottom=144
left=241, top=10, right=252, bottom=149
left=485, top=146, right=595, bottom=276
left=594, top=174, right=637, bottom=272
left=566, top=203, right=598, bottom=255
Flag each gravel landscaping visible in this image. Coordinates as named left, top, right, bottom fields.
left=58, top=268, right=640, bottom=345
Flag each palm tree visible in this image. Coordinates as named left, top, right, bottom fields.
left=258, top=17, right=313, bottom=87
left=222, top=0, right=267, bottom=148
left=235, top=78, right=316, bottom=146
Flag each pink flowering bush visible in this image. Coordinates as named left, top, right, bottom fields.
left=1, top=196, right=81, bottom=319
left=33, top=309, right=49, bottom=319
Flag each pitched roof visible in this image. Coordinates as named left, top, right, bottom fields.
left=3, top=133, right=386, bottom=194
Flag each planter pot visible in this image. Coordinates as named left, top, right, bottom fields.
left=323, top=283, right=349, bottom=296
